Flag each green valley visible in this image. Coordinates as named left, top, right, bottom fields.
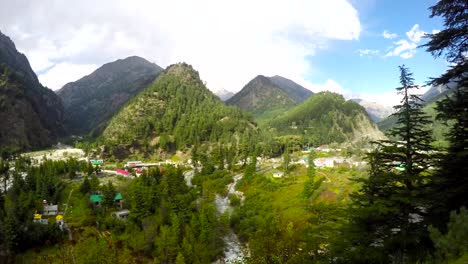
left=0, top=0, right=467, bottom=263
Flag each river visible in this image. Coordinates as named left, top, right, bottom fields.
left=184, top=170, right=248, bottom=263
left=214, top=173, right=247, bottom=263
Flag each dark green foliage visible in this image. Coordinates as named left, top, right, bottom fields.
left=422, top=0, right=468, bottom=234
left=79, top=176, right=91, bottom=194
left=0, top=31, right=65, bottom=152
left=122, top=166, right=225, bottom=263
left=428, top=207, right=468, bottom=263
left=101, top=181, right=116, bottom=208
left=89, top=174, right=100, bottom=192
left=421, top=0, right=467, bottom=86
left=0, top=157, right=9, bottom=193
left=268, top=91, right=382, bottom=145
left=0, top=157, right=86, bottom=258
left=378, top=99, right=452, bottom=148
left=0, top=64, right=63, bottom=153
left=337, top=66, right=435, bottom=262
left=103, top=63, right=256, bottom=157
left=307, top=150, right=316, bottom=180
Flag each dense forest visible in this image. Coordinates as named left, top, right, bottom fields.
left=268, top=92, right=383, bottom=145
left=102, top=63, right=257, bottom=158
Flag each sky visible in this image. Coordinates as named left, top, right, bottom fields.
left=0, top=0, right=447, bottom=106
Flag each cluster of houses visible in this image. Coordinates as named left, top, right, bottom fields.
left=302, top=145, right=342, bottom=153
left=89, top=192, right=130, bottom=220
left=310, top=157, right=366, bottom=168
left=109, top=160, right=188, bottom=177
left=33, top=201, right=65, bottom=229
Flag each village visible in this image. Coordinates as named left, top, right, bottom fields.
left=2, top=143, right=371, bottom=226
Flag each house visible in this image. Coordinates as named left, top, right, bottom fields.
left=33, top=213, right=48, bottom=224
left=90, top=193, right=123, bottom=208
left=56, top=214, right=64, bottom=224
left=43, top=205, right=58, bottom=216
left=56, top=214, right=64, bottom=229
left=90, top=159, right=104, bottom=165
left=112, top=209, right=130, bottom=220
left=126, top=161, right=142, bottom=168
left=116, top=169, right=129, bottom=176
left=90, top=194, right=103, bottom=206
left=314, top=158, right=335, bottom=168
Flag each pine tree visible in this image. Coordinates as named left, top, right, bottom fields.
left=422, top=0, right=468, bottom=232
left=307, top=150, right=316, bottom=181
left=0, top=158, right=10, bottom=193
left=79, top=176, right=91, bottom=194
left=90, top=174, right=100, bottom=192
left=282, top=147, right=290, bottom=173
left=102, top=181, right=116, bottom=209
left=342, top=66, right=435, bottom=262
left=302, top=150, right=317, bottom=198
left=428, top=207, right=468, bottom=263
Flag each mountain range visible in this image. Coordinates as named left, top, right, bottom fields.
left=377, top=85, right=454, bottom=147
left=57, top=56, right=162, bottom=136
left=102, top=63, right=256, bottom=158
left=0, top=30, right=390, bottom=155
left=0, top=30, right=64, bottom=154
left=214, top=88, right=235, bottom=101
left=351, top=99, right=394, bottom=122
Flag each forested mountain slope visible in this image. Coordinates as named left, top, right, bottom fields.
left=378, top=98, right=451, bottom=147
left=226, top=75, right=312, bottom=120
left=57, top=56, right=162, bottom=135
left=269, top=92, right=384, bottom=144
left=102, top=63, right=256, bottom=155
left=0, top=31, right=64, bottom=154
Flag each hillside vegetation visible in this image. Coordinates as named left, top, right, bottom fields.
left=102, top=63, right=256, bottom=156
left=269, top=91, right=384, bottom=145
left=226, top=75, right=312, bottom=122
left=0, top=30, right=64, bottom=154
left=378, top=98, right=451, bottom=147
left=58, top=56, right=162, bottom=135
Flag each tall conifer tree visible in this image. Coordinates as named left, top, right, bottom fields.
left=341, top=66, right=434, bottom=263
left=422, top=0, right=468, bottom=231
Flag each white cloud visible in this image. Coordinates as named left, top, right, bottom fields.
left=432, top=29, right=441, bottom=35
left=384, top=24, right=430, bottom=59
left=308, top=79, right=346, bottom=94
left=385, top=39, right=417, bottom=58
left=0, top=0, right=362, bottom=91
left=358, top=49, right=379, bottom=56
left=353, top=84, right=430, bottom=107
left=382, top=30, right=397, bottom=39
left=406, top=24, right=426, bottom=43
left=38, top=63, right=98, bottom=89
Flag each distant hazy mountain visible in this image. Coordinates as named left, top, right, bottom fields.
left=378, top=97, right=451, bottom=148
left=421, top=84, right=452, bottom=103
left=378, top=84, right=457, bottom=147
left=0, top=30, right=65, bottom=153
left=214, top=88, right=235, bottom=101
left=351, top=99, right=394, bottom=122
left=226, top=75, right=313, bottom=120
left=103, top=63, right=255, bottom=158
left=57, top=56, right=162, bottom=135
left=269, top=92, right=384, bottom=144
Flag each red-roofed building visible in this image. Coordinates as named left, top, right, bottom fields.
left=116, top=169, right=129, bottom=176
